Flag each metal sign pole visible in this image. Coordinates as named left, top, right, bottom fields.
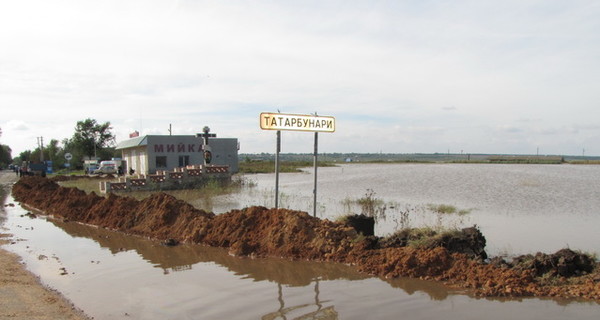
left=260, top=112, right=335, bottom=212
left=275, top=130, right=281, bottom=209
left=313, top=132, right=318, bottom=217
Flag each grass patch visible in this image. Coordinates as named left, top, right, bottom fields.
left=408, top=228, right=463, bottom=249
left=428, top=204, right=472, bottom=215
left=238, top=160, right=336, bottom=174
left=52, top=169, right=86, bottom=175
left=356, top=189, right=384, bottom=216
left=381, top=226, right=464, bottom=249
left=569, top=160, right=600, bottom=165
left=58, top=177, right=112, bottom=194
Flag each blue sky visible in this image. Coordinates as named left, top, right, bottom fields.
left=1, top=0, right=599, bottom=156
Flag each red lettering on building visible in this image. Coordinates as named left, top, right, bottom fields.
left=154, top=143, right=205, bottom=153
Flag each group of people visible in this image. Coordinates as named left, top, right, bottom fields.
left=13, top=165, right=29, bottom=177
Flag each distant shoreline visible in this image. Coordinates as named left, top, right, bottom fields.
left=237, top=154, right=599, bottom=173
left=240, top=152, right=600, bottom=164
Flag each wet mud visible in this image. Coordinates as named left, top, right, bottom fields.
left=11, top=176, right=600, bottom=301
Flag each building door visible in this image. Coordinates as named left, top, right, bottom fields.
left=139, top=151, right=147, bottom=174
left=178, top=155, right=190, bottom=167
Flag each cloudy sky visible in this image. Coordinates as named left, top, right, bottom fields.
left=1, top=0, right=599, bottom=157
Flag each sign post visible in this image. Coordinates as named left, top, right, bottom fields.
left=275, top=130, right=281, bottom=208
left=260, top=112, right=335, bottom=216
left=64, top=153, right=72, bottom=172
left=313, top=131, right=318, bottom=217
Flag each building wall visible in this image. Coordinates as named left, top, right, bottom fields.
left=120, top=135, right=239, bottom=175
left=121, top=146, right=146, bottom=174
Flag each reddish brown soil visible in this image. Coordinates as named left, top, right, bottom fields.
left=11, top=176, right=600, bottom=301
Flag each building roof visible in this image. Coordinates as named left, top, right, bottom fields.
left=115, top=136, right=147, bottom=150
left=116, top=134, right=237, bottom=151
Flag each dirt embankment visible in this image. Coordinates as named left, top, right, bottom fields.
left=11, top=176, right=600, bottom=301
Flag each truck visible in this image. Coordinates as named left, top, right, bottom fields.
left=21, top=161, right=48, bottom=177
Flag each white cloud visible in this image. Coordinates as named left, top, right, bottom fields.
left=5, top=120, right=29, bottom=131
left=1, top=0, right=599, bottom=156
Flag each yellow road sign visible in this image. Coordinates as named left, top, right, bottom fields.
left=260, top=112, right=335, bottom=132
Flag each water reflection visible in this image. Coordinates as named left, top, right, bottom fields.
left=262, top=281, right=338, bottom=320
left=52, top=219, right=346, bottom=319
left=52, top=219, right=365, bottom=286
left=386, top=277, right=454, bottom=301
left=50, top=218, right=458, bottom=300
left=0, top=181, right=12, bottom=225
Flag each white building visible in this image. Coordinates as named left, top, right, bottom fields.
left=115, top=135, right=239, bottom=175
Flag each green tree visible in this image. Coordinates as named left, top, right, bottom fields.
left=64, top=119, right=116, bottom=167
left=0, top=144, right=11, bottom=168
left=29, top=148, right=43, bottom=163
left=29, top=139, right=64, bottom=170
left=19, top=150, right=31, bottom=162
left=45, top=139, right=66, bottom=170
left=0, top=126, right=11, bottom=167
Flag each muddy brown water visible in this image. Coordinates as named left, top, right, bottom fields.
left=216, top=163, right=600, bottom=257
left=2, top=165, right=600, bottom=319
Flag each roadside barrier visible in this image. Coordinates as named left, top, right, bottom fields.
left=100, top=165, right=230, bottom=193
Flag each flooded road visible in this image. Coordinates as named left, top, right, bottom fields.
left=2, top=164, right=600, bottom=319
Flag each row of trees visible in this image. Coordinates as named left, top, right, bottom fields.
left=1, top=118, right=118, bottom=171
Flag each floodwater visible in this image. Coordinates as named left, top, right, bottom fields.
left=1, top=164, right=600, bottom=319
left=215, top=163, right=600, bottom=257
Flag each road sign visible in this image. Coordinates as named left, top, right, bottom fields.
left=260, top=112, right=336, bottom=217
left=260, top=112, right=335, bottom=133
left=64, top=153, right=73, bottom=161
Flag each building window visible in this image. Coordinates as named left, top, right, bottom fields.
left=156, top=156, right=167, bottom=168
left=178, top=155, right=190, bottom=167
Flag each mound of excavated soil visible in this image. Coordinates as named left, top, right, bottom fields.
left=11, top=176, right=600, bottom=301
left=378, top=226, right=488, bottom=260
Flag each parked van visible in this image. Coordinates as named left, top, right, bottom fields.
left=84, top=160, right=99, bottom=174
left=93, top=160, right=119, bottom=174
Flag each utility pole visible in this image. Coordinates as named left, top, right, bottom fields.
left=93, top=132, right=97, bottom=160
left=37, top=137, right=44, bottom=162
